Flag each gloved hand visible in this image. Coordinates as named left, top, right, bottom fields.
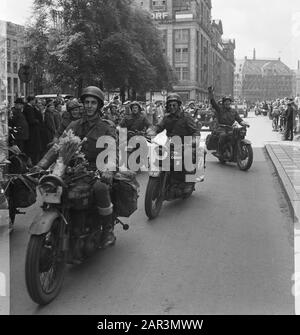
left=30, top=165, right=43, bottom=173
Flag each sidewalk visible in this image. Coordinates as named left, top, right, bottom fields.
left=265, top=141, right=300, bottom=315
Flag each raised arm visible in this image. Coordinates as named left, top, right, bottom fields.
left=208, top=87, right=221, bottom=115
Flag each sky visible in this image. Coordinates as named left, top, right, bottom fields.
left=1, top=0, right=300, bottom=69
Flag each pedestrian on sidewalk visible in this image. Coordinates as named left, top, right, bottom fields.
left=283, top=99, right=295, bottom=141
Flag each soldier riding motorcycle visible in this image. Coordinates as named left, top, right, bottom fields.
left=206, top=87, right=253, bottom=171
left=144, top=93, right=206, bottom=219
left=25, top=86, right=136, bottom=305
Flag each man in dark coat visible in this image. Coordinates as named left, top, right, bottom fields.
left=23, top=96, right=42, bottom=164
left=8, top=98, right=29, bottom=151
left=284, top=99, right=296, bottom=141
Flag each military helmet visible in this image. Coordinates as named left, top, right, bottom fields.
left=129, top=101, right=142, bottom=112
left=80, top=86, right=105, bottom=108
left=66, top=99, right=81, bottom=112
left=222, top=96, right=233, bottom=104
left=109, top=102, right=118, bottom=110
left=166, top=93, right=182, bottom=106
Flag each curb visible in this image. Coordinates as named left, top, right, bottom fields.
left=265, top=144, right=299, bottom=223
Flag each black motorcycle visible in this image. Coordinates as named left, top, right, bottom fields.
left=206, top=124, right=253, bottom=171
left=25, top=144, right=131, bottom=305
left=144, top=136, right=206, bottom=219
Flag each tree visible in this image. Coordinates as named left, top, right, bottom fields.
left=23, top=11, right=51, bottom=94
left=25, top=0, right=175, bottom=97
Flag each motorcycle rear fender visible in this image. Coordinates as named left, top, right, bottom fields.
left=29, top=211, right=60, bottom=235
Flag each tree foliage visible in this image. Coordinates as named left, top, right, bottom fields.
left=24, top=0, right=174, bottom=97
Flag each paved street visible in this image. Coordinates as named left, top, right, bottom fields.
left=9, top=112, right=294, bottom=315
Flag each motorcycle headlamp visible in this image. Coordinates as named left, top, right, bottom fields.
left=39, top=181, right=58, bottom=194
left=240, top=128, right=247, bottom=137
left=38, top=182, right=63, bottom=204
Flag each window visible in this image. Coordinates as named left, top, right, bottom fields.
left=175, top=67, right=190, bottom=81
left=7, top=62, right=11, bottom=73
left=13, top=78, right=18, bottom=94
left=7, top=51, right=11, bottom=60
left=174, top=29, right=189, bottom=43
left=12, top=40, right=18, bottom=49
left=182, top=67, right=189, bottom=80
left=7, top=78, right=11, bottom=93
left=173, top=0, right=191, bottom=11
left=151, top=0, right=166, bottom=10
left=13, top=62, right=18, bottom=74
left=6, top=38, right=11, bottom=48
left=175, top=47, right=189, bottom=62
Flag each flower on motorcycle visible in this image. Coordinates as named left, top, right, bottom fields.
left=52, top=130, right=87, bottom=176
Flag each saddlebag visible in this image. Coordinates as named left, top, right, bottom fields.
left=7, top=174, right=37, bottom=208
left=205, top=133, right=218, bottom=151
left=111, top=171, right=140, bottom=218
left=67, top=181, right=92, bottom=210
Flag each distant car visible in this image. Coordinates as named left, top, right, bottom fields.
left=35, top=94, right=74, bottom=102
left=235, top=104, right=248, bottom=118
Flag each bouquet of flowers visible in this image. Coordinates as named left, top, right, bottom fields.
left=52, top=130, right=86, bottom=177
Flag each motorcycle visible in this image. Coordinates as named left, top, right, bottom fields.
left=25, top=134, right=129, bottom=305
left=206, top=123, right=253, bottom=171
left=144, top=131, right=206, bottom=220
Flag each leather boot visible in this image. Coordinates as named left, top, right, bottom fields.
left=99, top=213, right=116, bottom=248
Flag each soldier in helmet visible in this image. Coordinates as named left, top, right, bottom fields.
left=155, top=93, right=200, bottom=139
left=37, top=86, right=117, bottom=248
left=152, top=93, right=200, bottom=190
left=58, top=98, right=82, bottom=136
left=208, top=87, right=249, bottom=157
left=66, top=86, right=117, bottom=247
left=119, top=101, right=151, bottom=133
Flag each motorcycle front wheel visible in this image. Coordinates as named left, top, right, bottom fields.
left=25, top=218, right=66, bottom=305
left=145, top=177, right=164, bottom=220
left=237, top=143, right=253, bottom=171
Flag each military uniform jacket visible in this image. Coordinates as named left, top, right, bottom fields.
left=156, top=110, right=200, bottom=138
left=65, top=114, right=116, bottom=168
left=210, top=98, right=243, bottom=126
left=119, top=113, right=151, bottom=132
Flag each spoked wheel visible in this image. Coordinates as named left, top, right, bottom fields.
left=237, top=143, right=253, bottom=171
left=25, top=218, right=66, bottom=305
left=145, top=177, right=164, bottom=220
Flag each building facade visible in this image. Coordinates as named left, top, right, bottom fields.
left=292, top=61, right=300, bottom=97
left=134, top=0, right=235, bottom=102
left=0, top=20, right=27, bottom=106
left=234, top=50, right=294, bottom=102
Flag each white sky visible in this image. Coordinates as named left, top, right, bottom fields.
left=1, top=0, right=300, bottom=69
